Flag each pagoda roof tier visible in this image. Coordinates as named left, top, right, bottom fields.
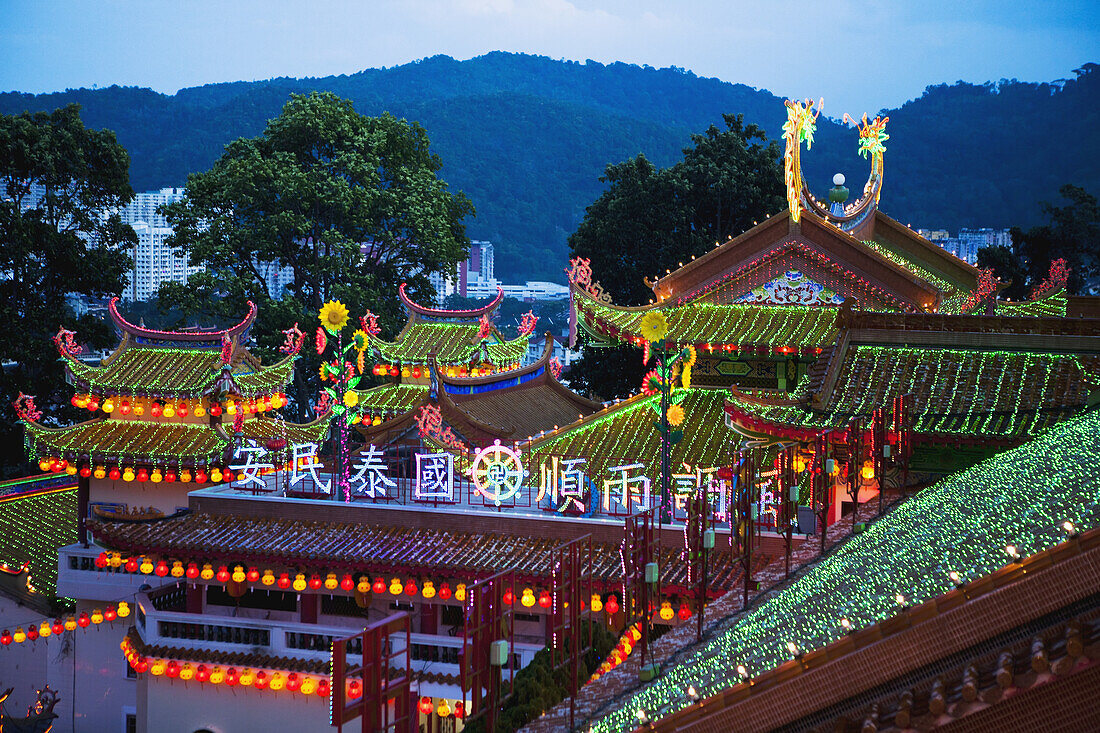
left=355, top=384, right=430, bottom=416
left=0, top=487, right=76, bottom=606
left=725, top=344, right=1100, bottom=443
left=88, top=512, right=744, bottom=591
left=358, top=336, right=600, bottom=444
left=109, top=297, right=257, bottom=346
left=23, top=415, right=330, bottom=466
left=519, top=387, right=733, bottom=479
left=372, top=323, right=528, bottom=366
left=398, top=281, right=503, bottom=320
left=573, top=286, right=839, bottom=351
left=647, top=211, right=966, bottom=311
left=64, top=298, right=297, bottom=399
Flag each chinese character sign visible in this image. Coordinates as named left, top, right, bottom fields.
left=348, top=445, right=396, bottom=498
left=415, top=452, right=455, bottom=502
left=290, top=442, right=331, bottom=494
left=229, top=442, right=276, bottom=489
left=536, top=456, right=588, bottom=514
left=602, top=463, right=651, bottom=514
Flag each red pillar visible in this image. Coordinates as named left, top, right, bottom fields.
left=186, top=584, right=203, bottom=614
left=420, top=603, right=437, bottom=635
left=300, top=593, right=318, bottom=624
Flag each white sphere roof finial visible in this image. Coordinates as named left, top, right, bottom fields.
left=833, top=173, right=846, bottom=186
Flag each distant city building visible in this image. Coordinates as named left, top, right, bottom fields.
left=114, top=187, right=186, bottom=228
left=254, top=259, right=295, bottom=298
left=917, top=227, right=1011, bottom=265
left=430, top=240, right=570, bottom=303
left=123, top=222, right=202, bottom=301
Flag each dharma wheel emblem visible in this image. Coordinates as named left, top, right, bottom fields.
left=470, top=440, right=527, bottom=506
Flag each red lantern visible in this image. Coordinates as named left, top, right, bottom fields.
left=678, top=602, right=692, bottom=621
left=216, top=566, right=230, bottom=583
left=538, top=590, right=552, bottom=608
left=154, top=561, right=169, bottom=577
left=605, top=594, right=619, bottom=615
left=104, top=606, right=117, bottom=622
left=418, top=697, right=433, bottom=715
left=79, top=465, right=92, bottom=478
left=94, top=552, right=108, bottom=568
left=26, top=626, right=38, bottom=641
left=166, top=661, right=180, bottom=678
left=209, top=403, right=222, bottom=417
left=51, top=619, right=63, bottom=635
left=404, top=580, right=417, bottom=596
left=194, top=469, right=207, bottom=484
left=119, top=400, right=131, bottom=415
left=277, top=572, right=291, bottom=590
left=86, top=398, right=99, bottom=412
left=77, top=612, right=90, bottom=628
left=340, top=574, right=354, bottom=592
left=134, top=656, right=149, bottom=674
left=317, top=679, right=330, bottom=697
left=1, top=630, right=12, bottom=646
left=185, top=563, right=199, bottom=579
left=286, top=673, right=300, bottom=692
left=195, top=665, right=209, bottom=682
left=225, top=668, right=238, bottom=686
left=150, top=403, right=162, bottom=418
left=124, top=557, right=138, bottom=573
left=136, top=468, right=149, bottom=482
left=372, top=577, right=386, bottom=594
left=109, top=467, right=121, bottom=481
left=503, top=588, right=514, bottom=605
left=308, top=574, right=323, bottom=590
left=439, top=583, right=452, bottom=600
left=454, top=702, right=465, bottom=719
left=246, top=567, right=260, bottom=583
left=254, top=671, right=268, bottom=689
left=347, top=680, right=362, bottom=699
left=411, top=367, right=421, bottom=379
left=165, top=470, right=177, bottom=483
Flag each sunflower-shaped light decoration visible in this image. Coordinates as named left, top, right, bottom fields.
left=351, top=329, right=369, bottom=352
left=343, top=391, right=359, bottom=408
left=681, top=362, right=692, bottom=389
left=639, top=311, right=668, bottom=343
left=318, top=363, right=329, bottom=382
left=641, top=369, right=663, bottom=396
left=681, top=345, right=697, bottom=368
left=318, top=300, right=350, bottom=335
left=666, top=403, right=685, bottom=427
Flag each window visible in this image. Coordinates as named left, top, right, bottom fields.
left=124, top=712, right=136, bottom=733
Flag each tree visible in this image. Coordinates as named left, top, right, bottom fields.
left=566, top=114, right=784, bottom=399
left=160, top=92, right=474, bottom=420
left=0, top=104, right=135, bottom=476
left=1013, top=184, right=1099, bottom=293
left=976, top=244, right=1028, bottom=300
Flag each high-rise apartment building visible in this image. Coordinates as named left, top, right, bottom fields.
left=115, top=187, right=186, bottom=228
left=123, top=222, right=203, bottom=301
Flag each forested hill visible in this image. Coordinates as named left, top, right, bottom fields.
left=3, top=54, right=1097, bottom=282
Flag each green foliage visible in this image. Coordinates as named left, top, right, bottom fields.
left=4, top=56, right=1097, bottom=282
left=461, top=620, right=617, bottom=733
left=1011, top=184, right=1100, bottom=293
left=158, top=92, right=473, bottom=420
left=0, top=104, right=135, bottom=476
left=977, top=244, right=1029, bottom=299
left=566, top=114, right=784, bottom=400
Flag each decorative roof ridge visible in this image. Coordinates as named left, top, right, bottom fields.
left=872, top=210, right=983, bottom=278
left=728, top=385, right=810, bottom=408
left=22, top=415, right=106, bottom=435
left=438, top=332, right=553, bottom=387
left=399, top=281, right=503, bottom=319
left=109, top=297, right=257, bottom=344
left=571, top=283, right=655, bottom=313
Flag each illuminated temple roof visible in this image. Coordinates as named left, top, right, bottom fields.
left=586, top=405, right=1100, bottom=732
left=369, top=284, right=529, bottom=367
left=358, top=335, right=602, bottom=445
left=0, top=486, right=77, bottom=608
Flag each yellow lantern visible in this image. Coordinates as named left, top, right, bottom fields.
left=437, top=699, right=452, bottom=718
left=590, top=594, right=603, bottom=613
left=102, top=398, right=115, bottom=414
left=150, top=659, right=166, bottom=676
left=179, top=469, right=192, bottom=483
left=238, top=668, right=255, bottom=686
left=133, top=401, right=145, bottom=416
left=193, top=403, right=206, bottom=418
left=139, top=558, right=154, bottom=574
left=91, top=609, right=103, bottom=625
left=93, top=466, right=106, bottom=479
left=170, top=561, right=184, bottom=578
left=389, top=578, right=402, bottom=595
left=117, top=601, right=131, bottom=618
left=861, top=460, right=875, bottom=480
left=300, top=677, right=317, bottom=695
left=421, top=581, right=436, bottom=599
left=269, top=673, right=285, bottom=691
left=64, top=617, right=77, bottom=632
left=38, top=458, right=51, bottom=472
left=65, top=464, right=78, bottom=476
left=356, top=576, right=370, bottom=594
left=179, top=664, right=194, bottom=681
left=38, top=621, right=51, bottom=638
left=200, top=564, right=214, bottom=580
left=210, top=468, right=223, bottom=483
left=231, top=566, right=246, bottom=583
left=122, top=468, right=135, bottom=482
left=162, top=403, right=175, bottom=418
left=261, top=570, right=275, bottom=586
left=793, top=454, right=807, bottom=473
left=520, top=588, right=536, bottom=607
left=109, top=553, right=122, bottom=568
left=658, top=601, right=675, bottom=621
left=225, top=401, right=237, bottom=416
left=209, top=667, right=225, bottom=684
left=455, top=583, right=467, bottom=602
left=12, top=628, right=26, bottom=643
left=324, top=573, right=338, bottom=591
left=293, top=573, right=307, bottom=592
left=150, top=469, right=162, bottom=483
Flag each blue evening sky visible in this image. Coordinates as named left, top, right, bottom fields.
left=1, top=1, right=1097, bottom=115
